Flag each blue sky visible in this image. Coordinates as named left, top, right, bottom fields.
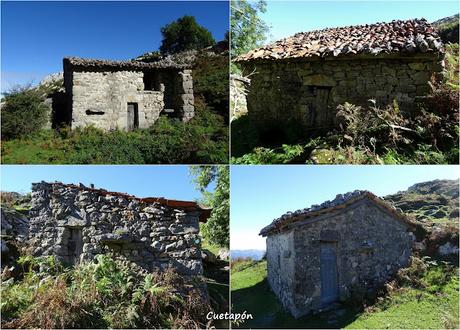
left=262, top=0, right=459, bottom=42
left=0, top=165, right=216, bottom=201
left=1, top=1, right=229, bottom=91
left=230, top=165, right=459, bottom=250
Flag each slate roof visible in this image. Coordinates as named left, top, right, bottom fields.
left=259, top=190, right=414, bottom=236
left=236, top=19, right=443, bottom=62
left=64, top=56, right=191, bottom=70
left=47, top=181, right=211, bottom=222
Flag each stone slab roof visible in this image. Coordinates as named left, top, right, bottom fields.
left=41, top=181, right=211, bottom=222
left=236, top=19, right=443, bottom=62
left=64, top=56, right=191, bottom=70
left=259, top=190, right=414, bottom=236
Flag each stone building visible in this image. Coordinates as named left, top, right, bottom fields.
left=28, top=182, right=210, bottom=276
left=57, top=56, right=194, bottom=130
left=259, top=190, right=415, bottom=318
left=236, top=19, right=444, bottom=134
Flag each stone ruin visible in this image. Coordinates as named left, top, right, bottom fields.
left=235, top=19, right=444, bottom=135
left=28, top=181, right=210, bottom=276
left=259, top=190, right=415, bottom=318
left=50, top=56, right=195, bottom=131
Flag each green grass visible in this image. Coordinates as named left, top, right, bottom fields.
left=202, top=240, right=221, bottom=256
left=1, top=108, right=228, bottom=164
left=231, top=260, right=459, bottom=329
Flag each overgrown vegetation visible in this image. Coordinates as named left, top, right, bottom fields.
left=232, top=78, right=459, bottom=164
left=1, top=102, right=228, bottom=164
left=191, top=166, right=230, bottom=248
left=1, top=85, right=49, bottom=140
left=1, top=255, right=211, bottom=329
left=193, top=48, right=230, bottom=122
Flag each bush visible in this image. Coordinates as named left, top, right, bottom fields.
left=1, top=85, right=49, bottom=140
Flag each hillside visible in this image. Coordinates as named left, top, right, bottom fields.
left=231, top=259, right=458, bottom=329
left=432, top=14, right=459, bottom=44
left=384, top=179, right=459, bottom=225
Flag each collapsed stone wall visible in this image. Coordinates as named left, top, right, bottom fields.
left=240, top=55, right=442, bottom=132
left=266, top=198, right=414, bottom=318
left=28, top=182, right=204, bottom=276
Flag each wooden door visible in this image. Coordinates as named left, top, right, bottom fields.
left=320, top=242, right=339, bottom=304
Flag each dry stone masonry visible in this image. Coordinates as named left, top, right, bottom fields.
left=236, top=19, right=444, bottom=132
left=55, top=56, right=194, bottom=130
left=28, top=182, right=210, bottom=276
left=259, top=191, right=415, bottom=318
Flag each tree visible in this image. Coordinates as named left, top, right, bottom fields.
left=160, top=16, right=215, bottom=55
left=190, top=166, right=229, bottom=248
left=230, top=0, right=269, bottom=58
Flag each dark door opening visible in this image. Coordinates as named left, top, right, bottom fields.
left=127, top=103, right=139, bottom=131
left=320, top=241, right=339, bottom=305
left=68, top=228, right=83, bottom=265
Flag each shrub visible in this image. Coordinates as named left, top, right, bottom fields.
left=1, top=254, right=211, bottom=329
left=64, top=108, right=228, bottom=164
left=1, top=85, right=49, bottom=140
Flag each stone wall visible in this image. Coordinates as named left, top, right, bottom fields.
left=28, top=182, right=204, bottom=276
left=266, top=230, right=296, bottom=314
left=178, top=69, right=195, bottom=122
left=266, top=198, right=414, bottom=318
left=70, top=70, right=164, bottom=130
left=240, top=55, right=443, bottom=132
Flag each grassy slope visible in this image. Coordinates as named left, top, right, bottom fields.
left=231, top=260, right=459, bottom=329
left=201, top=235, right=230, bottom=329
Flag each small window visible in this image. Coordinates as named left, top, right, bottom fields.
left=143, top=72, right=161, bottom=91
left=86, top=110, right=105, bottom=115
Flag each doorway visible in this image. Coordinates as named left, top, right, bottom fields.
left=127, top=103, right=139, bottom=131
left=67, top=227, right=83, bottom=265
left=320, top=241, right=339, bottom=304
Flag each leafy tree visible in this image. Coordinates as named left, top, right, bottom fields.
left=230, top=0, right=269, bottom=58
left=1, top=85, right=49, bottom=140
left=160, top=15, right=215, bottom=54
left=190, top=166, right=229, bottom=248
